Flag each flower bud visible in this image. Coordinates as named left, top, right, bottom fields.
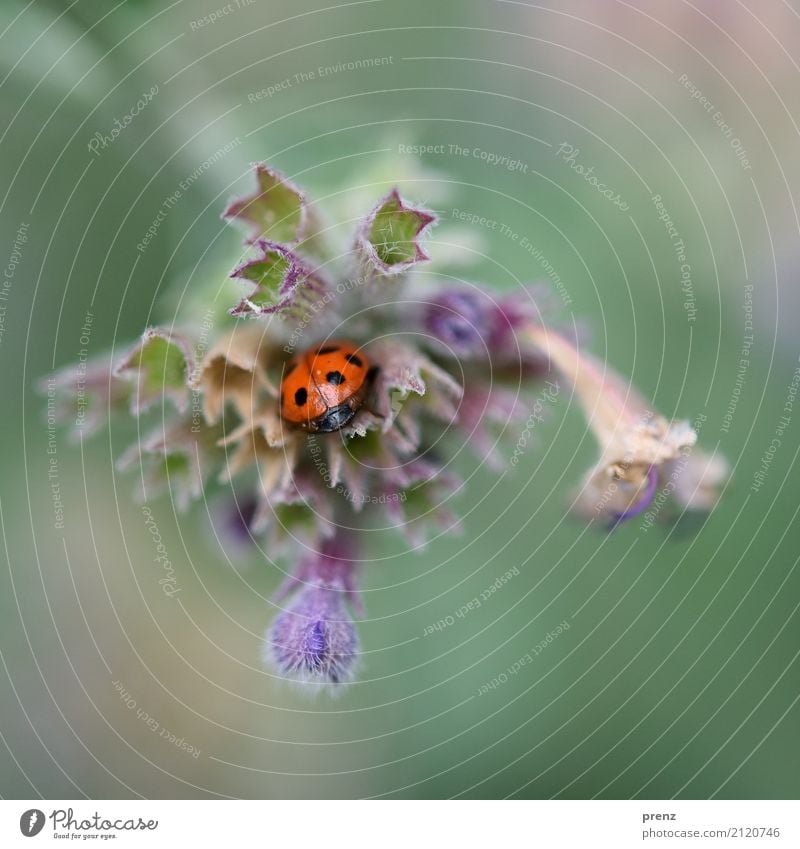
left=267, top=582, right=359, bottom=684
left=423, top=289, right=493, bottom=356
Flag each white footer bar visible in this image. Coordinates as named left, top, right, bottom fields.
left=2, top=799, right=797, bottom=848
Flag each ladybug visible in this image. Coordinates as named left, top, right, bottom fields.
left=280, top=340, right=377, bottom=433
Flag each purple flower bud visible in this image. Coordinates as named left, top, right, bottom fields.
left=267, top=534, right=362, bottom=685
left=421, top=286, right=550, bottom=369
left=424, top=289, right=494, bottom=356
left=267, top=582, right=359, bottom=684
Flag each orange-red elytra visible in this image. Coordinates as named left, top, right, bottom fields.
left=280, top=340, right=377, bottom=433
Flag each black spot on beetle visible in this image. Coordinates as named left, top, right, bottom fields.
left=346, top=353, right=363, bottom=368
left=294, top=387, right=308, bottom=406
left=317, top=345, right=339, bottom=355
left=326, top=371, right=345, bottom=385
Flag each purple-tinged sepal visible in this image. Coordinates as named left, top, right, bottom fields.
left=114, top=328, right=195, bottom=416
left=223, top=164, right=311, bottom=245
left=359, top=339, right=463, bottom=438
left=357, top=189, right=436, bottom=276
left=118, top=419, right=224, bottom=513
left=387, top=458, right=463, bottom=548
left=195, top=323, right=276, bottom=424
left=229, top=240, right=327, bottom=319
left=458, top=383, right=537, bottom=470
left=42, top=352, right=130, bottom=441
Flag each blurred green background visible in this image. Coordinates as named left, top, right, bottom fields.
left=1, top=0, right=798, bottom=799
